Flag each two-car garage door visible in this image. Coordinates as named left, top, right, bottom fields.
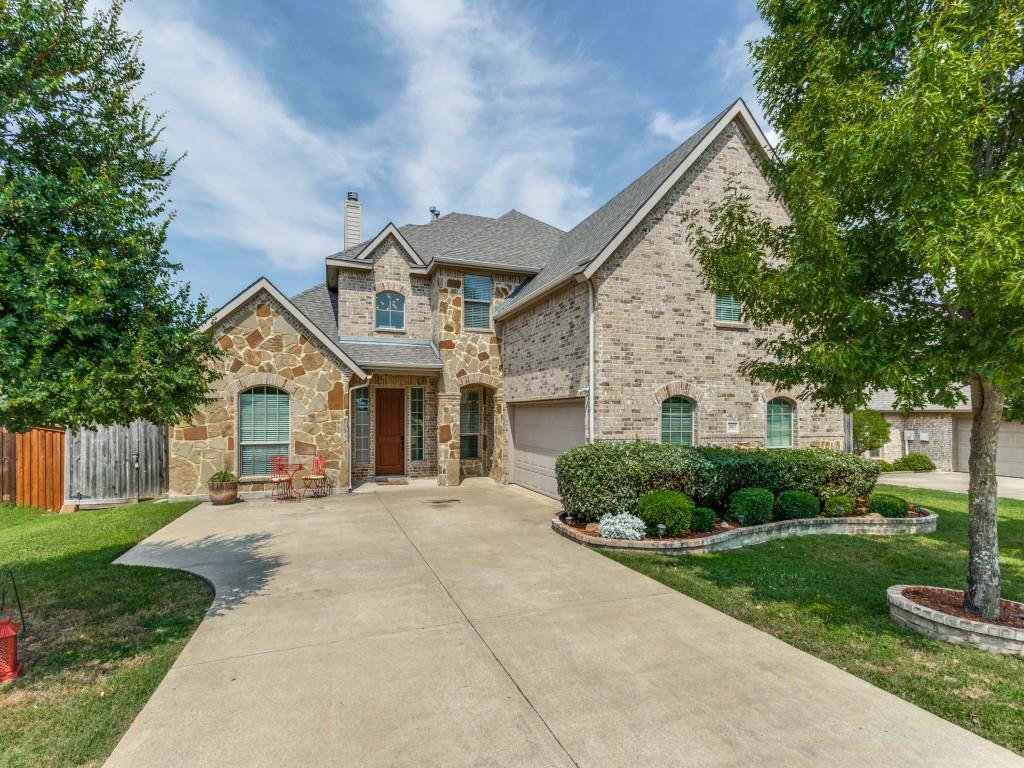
left=510, top=400, right=586, bottom=498
left=954, top=416, right=1024, bottom=478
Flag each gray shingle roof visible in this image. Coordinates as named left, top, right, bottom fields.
left=867, top=388, right=971, bottom=413
left=290, top=283, right=442, bottom=371
left=496, top=102, right=738, bottom=316
left=338, top=337, right=442, bottom=369
left=329, top=210, right=560, bottom=273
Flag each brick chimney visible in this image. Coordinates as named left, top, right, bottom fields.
left=344, top=191, right=361, bottom=250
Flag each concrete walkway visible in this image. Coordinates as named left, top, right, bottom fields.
left=107, top=481, right=1022, bottom=767
left=881, top=470, right=1024, bottom=500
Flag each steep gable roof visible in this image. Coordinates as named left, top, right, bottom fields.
left=495, top=99, right=773, bottom=318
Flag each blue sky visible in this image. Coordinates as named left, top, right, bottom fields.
left=119, top=0, right=770, bottom=306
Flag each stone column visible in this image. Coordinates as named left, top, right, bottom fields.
left=437, top=392, right=460, bottom=486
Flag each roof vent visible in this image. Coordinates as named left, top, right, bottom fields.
left=429, top=206, right=440, bottom=221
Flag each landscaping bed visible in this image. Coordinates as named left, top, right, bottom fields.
left=0, top=501, right=211, bottom=768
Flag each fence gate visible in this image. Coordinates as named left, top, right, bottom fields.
left=15, top=427, right=65, bottom=511
left=65, top=420, right=168, bottom=507
left=0, top=429, right=14, bottom=503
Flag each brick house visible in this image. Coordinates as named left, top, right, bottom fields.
left=169, top=99, right=846, bottom=499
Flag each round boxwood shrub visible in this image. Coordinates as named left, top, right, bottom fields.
left=728, top=488, right=774, bottom=526
left=891, top=452, right=936, bottom=472
left=691, top=506, right=716, bottom=533
left=774, top=490, right=820, bottom=520
left=823, top=494, right=855, bottom=517
left=636, top=490, right=694, bottom=536
left=867, top=493, right=907, bottom=518
left=874, top=459, right=894, bottom=472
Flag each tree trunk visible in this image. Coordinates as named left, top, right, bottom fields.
left=964, top=371, right=1003, bottom=619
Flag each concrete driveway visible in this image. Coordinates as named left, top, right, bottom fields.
left=107, top=480, right=1021, bottom=768
left=881, top=471, right=1024, bottom=499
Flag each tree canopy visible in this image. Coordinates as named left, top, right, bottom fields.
left=0, top=0, right=219, bottom=431
left=852, top=410, right=891, bottom=454
left=689, top=0, right=1023, bottom=618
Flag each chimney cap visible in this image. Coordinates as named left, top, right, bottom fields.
left=429, top=206, right=440, bottom=220
left=346, top=191, right=359, bottom=202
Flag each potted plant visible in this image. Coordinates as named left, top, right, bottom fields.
left=208, top=470, right=238, bottom=505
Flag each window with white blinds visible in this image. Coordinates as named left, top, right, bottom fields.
left=463, top=275, right=492, bottom=329
left=460, top=389, right=480, bottom=459
left=661, top=397, right=694, bottom=446
left=767, top=398, right=794, bottom=448
left=410, top=388, right=424, bottom=461
left=238, top=386, right=290, bottom=475
left=715, top=295, right=743, bottom=323
left=354, top=392, right=370, bottom=464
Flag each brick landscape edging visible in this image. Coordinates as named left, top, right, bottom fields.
left=551, top=510, right=938, bottom=555
left=887, top=585, right=1024, bottom=656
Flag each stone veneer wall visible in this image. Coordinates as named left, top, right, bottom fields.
left=434, top=269, right=523, bottom=485
left=590, top=120, right=845, bottom=448
left=880, top=413, right=957, bottom=470
left=169, top=295, right=353, bottom=497
left=337, top=235, right=432, bottom=339
left=350, top=373, right=438, bottom=481
left=500, top=280, right=589, bottom=406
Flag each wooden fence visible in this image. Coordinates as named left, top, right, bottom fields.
left=64, top=420, right=168, bottom=507
left=0, top=427, right=66, bottom=512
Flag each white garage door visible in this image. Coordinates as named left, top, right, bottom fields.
left=955, top=416, right=1024, bottom=477
left=511, top=401, right=586, bottom=498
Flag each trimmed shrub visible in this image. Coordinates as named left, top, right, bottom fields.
left=598, top=512, right=646, bottom=540
left=868, top=493, right=907, bottom=518
left=555, top=442, right=718, bottom=522
left=555, top=442, right=879, bottom=522
left=874, top=459, right=894, bottom=472
left=891, top=452, right=936, bottom=472
left=690, top=447, right=880, bottom=504
left=823, top=494, right=855, bottom=517
left=692, top=506, right=716, bottom=533
left=728, top=488, right=774, bottom=526
left=637, top=490, right=695, bottom=536
left=774, top=490, right=820, bottom=520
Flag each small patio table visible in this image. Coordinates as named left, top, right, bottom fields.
left=270, top=459, right=304, bottom=502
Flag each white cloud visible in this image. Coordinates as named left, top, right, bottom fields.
left=116, top=0, right=595, bottom=274
left=710, top=17, right=779, bottom=146
left=648, top=111, right=704, bottom=143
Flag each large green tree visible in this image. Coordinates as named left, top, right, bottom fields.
left=691, top=0, right=1023, bottom=618
left=0, top=0, right=218, bottom=431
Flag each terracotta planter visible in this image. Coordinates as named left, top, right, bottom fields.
left=208, top=481, right=238, bottom=506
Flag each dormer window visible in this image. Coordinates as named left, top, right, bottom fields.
left=375, top=291, right=405, bottom=329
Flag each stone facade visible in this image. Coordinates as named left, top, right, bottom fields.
left=170, top=296, right=353, bottom=497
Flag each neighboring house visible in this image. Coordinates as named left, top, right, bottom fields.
left=169, top=99, right=846, bottom=500
left=868, top=389, right=1024, bottom=477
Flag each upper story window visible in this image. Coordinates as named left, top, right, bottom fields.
left=715, top=294, right=743, bottom=323
left=375, top=291, right=405, bottom=329
left=239, top=386, right=290, bottom=476
left=463, top=275, right=492, bottom=329
left=766, top=398, right=794, bottom=448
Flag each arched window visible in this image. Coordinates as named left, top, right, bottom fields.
left=766, top=398, right=794, bottom=448
left=239, top=386, right=290, bottom=475
left=661, top=396, right=694, bottom=447
left=375, top=291, right=405, bottom=329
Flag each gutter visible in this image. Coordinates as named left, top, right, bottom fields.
left=587, top=278, right=596, bottom=443
left=347, top=376, right=372, bottom=492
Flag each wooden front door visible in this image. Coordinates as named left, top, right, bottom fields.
left=375, top=389, right=405, bottom=476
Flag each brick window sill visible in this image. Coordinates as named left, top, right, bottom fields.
left=714, top=321, right=750, bottom=331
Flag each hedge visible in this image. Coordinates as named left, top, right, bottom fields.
left=556, top=442, right=880, bottom=522
left=891, top=452, right=936, bottom=472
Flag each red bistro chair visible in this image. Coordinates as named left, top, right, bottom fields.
left=303, top=454, right=332, bottom=499
left=270, top=455, right=299, bottom=501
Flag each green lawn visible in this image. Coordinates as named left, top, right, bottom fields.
left=0, top=501, right=211, bottom=768
left=603, top=484, right=1024, bottom=754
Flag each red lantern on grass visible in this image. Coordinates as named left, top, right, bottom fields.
left=0, top=570, right=25, bottom=683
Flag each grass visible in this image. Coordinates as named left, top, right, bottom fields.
left=603, top=484, right=1024, bottom=754
left=0, top=501, right=211, bottom=768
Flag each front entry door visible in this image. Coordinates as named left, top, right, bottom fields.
left=375, top=389, right=405, bottom=476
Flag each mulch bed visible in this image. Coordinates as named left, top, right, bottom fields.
left=902, top=587, right=1024, bottom=630
left=561, top=508, right=927, bottom=542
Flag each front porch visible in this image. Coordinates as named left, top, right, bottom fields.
left=350, top=372, right=504, bottom=487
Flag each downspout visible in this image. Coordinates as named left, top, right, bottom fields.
left=347, top=376, right=372, bottom=492
left=587, top=279, right=596, bottom=443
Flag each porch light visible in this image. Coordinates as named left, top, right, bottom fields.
left=657, top=523, right=667, bottom=539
